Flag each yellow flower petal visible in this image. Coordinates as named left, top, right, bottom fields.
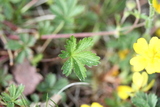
left=132, top=72, right=148, bottom=90
left=157, top=7, right=160, bottom=13
left=145, top=63, right=155, bottom=74
left=153, top=0, right=158, bottom=8
left=142, top=79, right=155, bottom=92
left=153, top=0, right=160, bottom=13
left=133, top=38, right=148, bottom=55
left=155, top=28, right=160, bottom=37
left=118, top=49, right=129, bottom=60
left=130, top=56, right=147, bottom=71
left=145, top=61, right=160, bottom=74
left=91, top=102, right=103, bottom=107
left=132, top=72, right=143, bottom=89
left=117, top=85, right=133, bottom=100
left=81, top=104, right=90, bottom=107
left=141, top=72, right=148, bottom=87
left=149, top=37, right=160, bottom=53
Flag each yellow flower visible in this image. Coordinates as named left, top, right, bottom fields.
left=130, top=37, right=160, bottom=74
left=81, top=102, right=103, bottom=107
left=132, top=71, right=155, bottom=92
left=117, top=85, right=133, bottom=100
left=80, top=104, right=90, bottom=107
left=118, top=49, right=130, bottom=60
left=117, top=72, right=155, bottom=100
left=132, top=72, right=148, bottom=90
left=155, top=28, right=160, bottom=37
left=152, top=0, right=160, bottom=13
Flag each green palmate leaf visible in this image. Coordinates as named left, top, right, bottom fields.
left=131, top=92, right=158, bottom=107
left=24, top=48, right=32, bottom=57
left=67, top=0, right=85, bottom=17
left=15, top=99, right=25, bottom=106
left=0, top=84, right=25, bottom=107
left=5, top=39, right=22, bottom=50
left=15, top=84, right=24, bottom=99
left=9, top=84, right=16, bottom=97
left=38, top=21, right=55, bottom=35
left=50, top=0, right=84, bottom=19
left=30, top=94, right=39, bottom=102
left=73, top=57, right=87, bottom=80
left=75, top=37, right=93, bottom=53
left=6, top=34, right=35, bottom=64
left=1, top=93, right=11, bottom=101
left=45, top=73, right=56, bottom=88
left=65, top=36, right=76, bottom=53
left=19, top=34, right=36, bottom=47
left=0, top=69, right=12, bottom=87
left=59, top=36, right=100, bottom=80
left=54, top=78, right=69, bottom=90
left=15, top=50, right=26, bottom=63
left=19, top=34, right=29, bottom=44
left=74, top=51, right=100, bottom=67
left=59, top=50, right=69, bottom=59
left=148, top=93, right=158, bottom=107
left=132, top=96, right=150, bottom=107
left=7, top=102, right=14, bottom=107
left=37, top=73, right=56, bottom=92
left=62, top=57, right=73, bottom=76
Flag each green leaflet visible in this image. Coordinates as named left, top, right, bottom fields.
left=59, top=36, right=100, bottom=81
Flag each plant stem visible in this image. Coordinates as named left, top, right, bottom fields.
left=57, top=82, right=90, bottom=95
left=40, top=21, right=64, bottom=53
left=143, top=0, right=155, bottom=40
left=124, top=0, right=141, bottom=34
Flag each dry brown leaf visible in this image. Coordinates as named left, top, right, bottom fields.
left=12, top=60, right=43, bottom=95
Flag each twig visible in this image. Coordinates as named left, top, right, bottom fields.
left=34, top=0, right=48, bottom=6
left=25, top=15, right=55, bottom=25
left=7, top=21, right=145, bottom=40
left=74, top=87, right=80, bottom=107
left=37, top=6, right=45, bottom=16
left=0, top=35, right=14, bottom=66
left=41, top=57, right=60, bottom=62
left=3, top=21, right=18, bottom=31
left=121, top=22, right=145, bottom=31
left=16, top=28, right=37, bottom=34
left=8, top=30, right=116, bottom=40
left=7, top=23, right=146, bottom=40
left=41, top=31, right=117, bottom=39
left=67, top=92, right=78, bottom=107
left=21, top=0, right=39, bottom=13
left=0, top=56, right=8, bottom=64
